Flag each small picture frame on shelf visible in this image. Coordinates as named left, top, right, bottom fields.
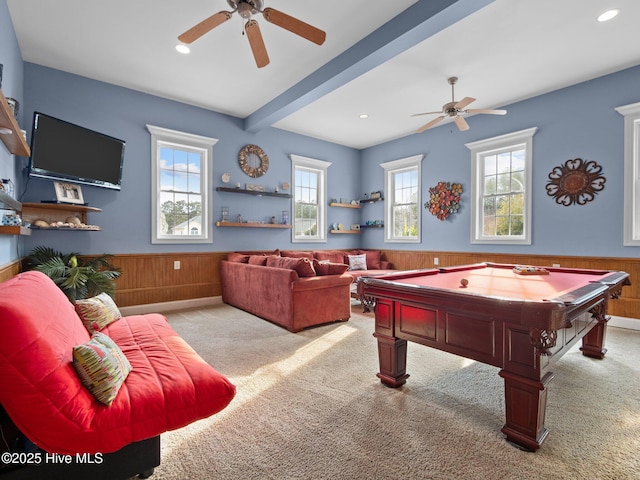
left=54, top=181, right=84, bottom=205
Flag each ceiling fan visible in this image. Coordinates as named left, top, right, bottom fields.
left=178, top=0, right=326, bottom=68
left=413, top=77, right=507, bottom=133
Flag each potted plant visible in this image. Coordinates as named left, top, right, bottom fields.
left=26, top=246, right=121, bottom=302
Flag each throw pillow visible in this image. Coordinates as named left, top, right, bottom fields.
left=313, top=250, right=346, bottom=264
left=281, top=250, right=314, bottom=260
left=227, top=252, right=250, bottom=263
left=75, top=292, right=122, bottom=334
left=72, top=332, right=132, bottom=406
left=358, top=250, right=382, bottom=269
left=348, top=254, right=368, bottom=271
left=266, top=256, right=316, bottom=277
left=248, top=255, right=268, bottom=265
left=313, top=259, right=349, bottom=276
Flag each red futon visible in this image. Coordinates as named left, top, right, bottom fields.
left=0, top=271, right=235, bottom=478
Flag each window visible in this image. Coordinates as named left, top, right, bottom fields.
left=615, top=101, right=640, bottom=246
left=147, top=125, right=217, bottom=244
left=467, top=128, right=537, bottom=245
left=382, top=155, right=423, bottom=243
left=291, top=154, right=331, bottom=243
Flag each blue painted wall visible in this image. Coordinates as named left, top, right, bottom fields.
left=0, top=0, right=24, bottom=266
left=20, top=64, right=361, bottom=255
left=360, top=65, right=640, bottom=257
left=2, top=0, right=639, bottom=260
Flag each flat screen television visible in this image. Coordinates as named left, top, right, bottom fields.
left=29, top=112, right=125, bottom=190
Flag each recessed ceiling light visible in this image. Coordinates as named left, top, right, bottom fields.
left=359, top=114, right=369, bottom=119
left=175, top=44, right=191, bottom=54
left=597, top=9, right=619, bottom=22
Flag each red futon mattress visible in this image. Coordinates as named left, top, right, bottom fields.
left=0, top=271, right=235, bottom=454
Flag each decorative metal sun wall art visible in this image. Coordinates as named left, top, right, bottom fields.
left=545, top=158, right=606, bottom=206
left=425, top=182, right=462, bottom=220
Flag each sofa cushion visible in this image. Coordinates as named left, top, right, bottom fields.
left=313, top=260, right=349, bottom=276
left=75, top=292, right=122, bottom=334
left=227, top=252, right=250, bottom=263
left=248, top=255, right=269, bottom=265
left=358, top=250, right=382, bottom=270
left=348, top=254, right=368, bottom=271
left=0, top=271, right=236, bottom=455
left=266, top=256, right=316, bottom=277
left=72, top=332, right=132, bottom=405
left=281, top=250, right=314, bottom=260
left=314, top=250, right=346, bottom=264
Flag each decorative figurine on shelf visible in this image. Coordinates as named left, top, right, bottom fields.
left=237, top=214, right=243, bottom=223
left=271, top=216, right=277, bottom=224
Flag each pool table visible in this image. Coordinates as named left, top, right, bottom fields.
left=358, top=262, right=630, bottom=451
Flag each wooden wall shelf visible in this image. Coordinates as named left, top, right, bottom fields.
left=0, top=191, right=30, bottom=236
left=330, top=229, right=361, bottom=234
left=0, top=225, right=31, bottom=235
left=216, top=187, right=292, bottom=198
left=216, top=221, right=292, bottom=229
left=330, top=202, right=361, bottom=209
left=21, top=202, right=101, bottom=230
left=360, top=197, right=383, bottom=204
left=0, top=90, right=30, bottom=157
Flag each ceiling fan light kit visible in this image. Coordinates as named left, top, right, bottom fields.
left=178, top=0, right=326, bottom=68
left=413, top=76, right=507, bottom=133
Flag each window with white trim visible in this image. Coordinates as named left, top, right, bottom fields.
left=291, top=154, right=330, bottom=243
left=615, top=102, right=640, bottom=246
left=467, top=128, right=537, bottom=245
left=147, top=125, right=217, bottom=244
left=382, top=154, right=423, bottom=243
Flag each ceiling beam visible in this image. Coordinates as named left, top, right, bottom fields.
left=244, top=0, right=495, bottom=133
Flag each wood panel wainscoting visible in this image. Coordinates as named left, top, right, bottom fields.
left=109, top=252, right=228, bottom=308
left=0, top=259, right=21, bottom=283
left=1, top=250, right=637, bottom=321
left=381, top=250, right=638, bottom=319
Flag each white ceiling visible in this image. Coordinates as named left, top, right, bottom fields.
left=7, top=0, right=640, bottom=149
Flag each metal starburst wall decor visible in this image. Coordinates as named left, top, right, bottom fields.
left=425, top=182, right=462, bottom=220
left=546, top=158, right=606, bottom=206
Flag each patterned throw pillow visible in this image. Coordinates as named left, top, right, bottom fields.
left=348, top=254, right=368, bottom=271
left=75, top=293, right=122, bottom=334
left=72, top=332, right=132, bottom=406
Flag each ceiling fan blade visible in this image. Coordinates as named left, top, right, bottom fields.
left=178, top=11, right=233, bottom=44
left=466, top=108, right=507, bottom=115
left=245, top=20, right=270, bottom=68
left=416, top=116, right=445, bottom=133
left=411, top=111, right=444, bottom=117
left=454, top=96, right=475, bottom=110
left=454, top=116, right=470, bottom=131
left=262, top=7, right=326, bottom=45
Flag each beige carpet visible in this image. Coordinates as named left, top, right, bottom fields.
left=152, top=304, right=640, bottom=480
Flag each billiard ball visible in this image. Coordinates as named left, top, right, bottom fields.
left=460, top=278, right=469, bottom=287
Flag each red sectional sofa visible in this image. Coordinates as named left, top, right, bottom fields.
left=220, top=249, right=394, bottom=331
left=0, top=271, right=236, bottom=479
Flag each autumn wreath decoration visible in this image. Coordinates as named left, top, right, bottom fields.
left=425, top=182, right=463, bottom=221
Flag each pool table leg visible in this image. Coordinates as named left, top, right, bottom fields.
left=373, top=333, right=410, bottom=387
left=499, top=370, right=554, bottom=451
left=580, top=306, right=608, bottom=359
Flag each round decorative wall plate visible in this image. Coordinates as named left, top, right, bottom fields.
left=221, top=172, right=231, bottom=183
left=546, top=158, right=605, bottom=206
left=238, top=144, right=269, bottom=178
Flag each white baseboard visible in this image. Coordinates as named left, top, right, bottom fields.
left=609, top=315, right=640, bottom=331
left=119, top=296, right=222, bottom=316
